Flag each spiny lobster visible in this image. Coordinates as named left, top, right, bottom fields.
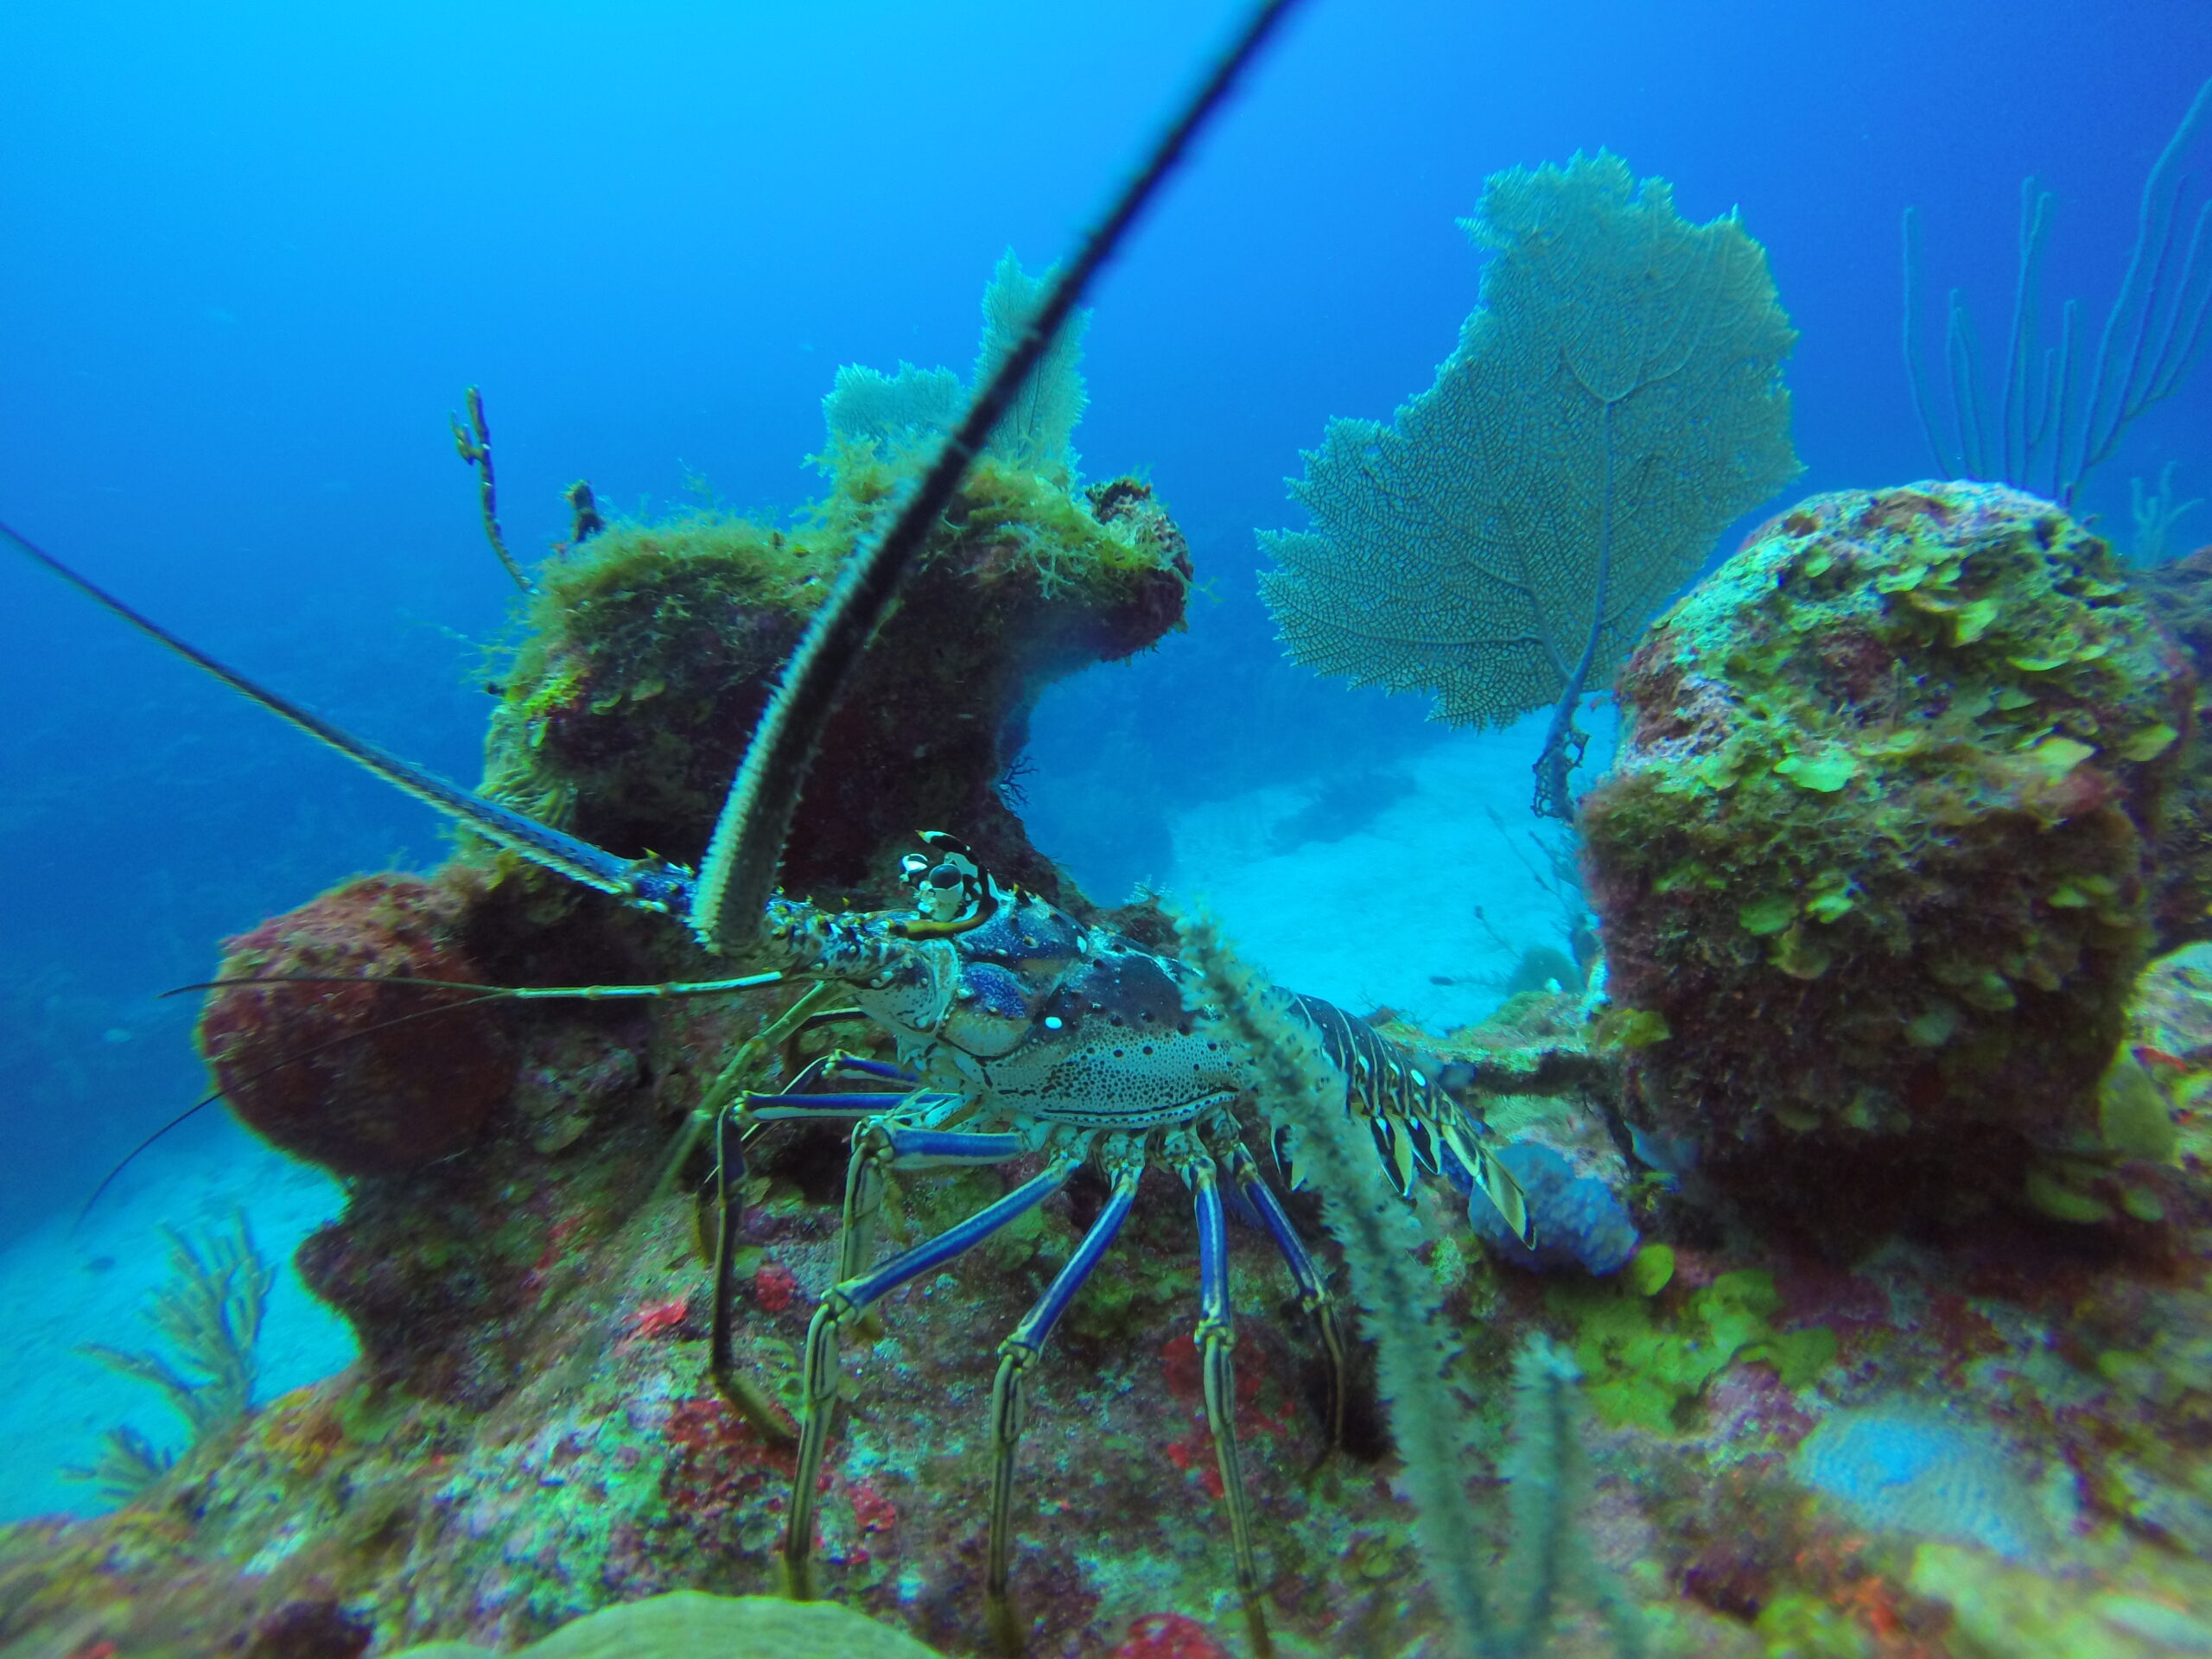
left=12, top=517, right=1541, bottom=1649
left=3, top=4, right=1548, bottom=1650
left=728, top=830, right=1535, bottom=1656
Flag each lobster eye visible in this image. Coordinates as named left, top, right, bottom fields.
left=928, top=864, right=964, bottom=890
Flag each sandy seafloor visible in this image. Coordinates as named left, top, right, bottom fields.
left=0, top=713, right=1581, bottom=1525
left=0, top=1129, right=354, bottom=1522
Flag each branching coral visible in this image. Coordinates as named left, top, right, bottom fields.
left=972, top=248, right=1089, bottom=480
left=1501, top=1338, right=1649, bottom=1657
left=72, top=1211, right=273, bottom=1497
left=65, top=1423, right=172, bottom=1504
left=449, top=384, right=532, bottom=593
left=1902, top=79, right=2212, bottom=506
left=2129, top=461, right=2202, bottom=566
left=822, top=361, right=965, bottom=456
left=821, top=249, right=1089, bottom=485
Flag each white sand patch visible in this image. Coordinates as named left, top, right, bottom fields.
left=0, top=1120, right=357, bottom=1522
left=1161, top=716, right=1595, bottom=1034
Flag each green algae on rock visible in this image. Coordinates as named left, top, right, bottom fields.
left=480, top=449, right=1189, bottom=910
left=386, top=1590, right=945, bottom=1658
left=2125, top=543, right=2212, bottom=950
left=1548, top=1268, right=1837, bottom=1436
left=1582, top=480, right=2193, bottom=1179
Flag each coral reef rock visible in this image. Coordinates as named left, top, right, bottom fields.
left=387, top=1590, right=944, bottom=1657
left=480, top=454, right=1190, bottom=908
left=197, top=869, right=515, bottom=1178
left=2124, top=542, right=2212, bottom=948
left=24, top=938, right=2212, bottom=1657
left=1582, top=480, right=2193, bottom=1195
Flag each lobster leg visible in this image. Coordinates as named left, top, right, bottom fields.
left=1173, top=1134, right=1274, bottom=1659
left=785, top=1137, right=1083, bottom=1601
left=808, top=1053, right=921, bottom=1084
left=1222, top=1139, right=1348, bottom=1453
left=830, top=1112, right=1007, bottom=1287
left=707, top=1060, right=951, bottom=1438
left=984, top=1137, right=1144, bottom=1656
left=706, top=1105, right=805, bottom=1444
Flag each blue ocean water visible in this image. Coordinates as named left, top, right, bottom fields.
left=2, top=0, right=2209, bottom=1519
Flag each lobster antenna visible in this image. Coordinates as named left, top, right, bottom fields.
left=77, top=984, right=527, bottom=1226
left=76, top=1093, right=227, bottom=1229
left=79, top=963, right=788, bottom=1225
left=166, top=971, right=782, bottom=1001
left=0, top=519, right=693, bottom=916
left=691, top=0, right=1309, bottom=956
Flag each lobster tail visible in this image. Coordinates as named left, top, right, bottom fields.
left=1286, top=991, right=1535, bottom=1249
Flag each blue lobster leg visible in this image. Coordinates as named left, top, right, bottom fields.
left=704, top=1052, right=946, bottom=1440
left=765, top=1052, right=921, bottom=1095
left=739, top=1052, right=938, bottom=1125
left=1222, top=1140, right=1348, bottom=1452
left=1173, top=1134, right=1275, bottom=1659
left=831, top=1117, right=1026, bottom=1288
left=983, top=1138, right=1144, bottom=1654
left=784, top=1138, right=1083, bottom=1601
left=758, top=1048, right=919, bottom=1096
left=745, top=1092, right=929, bottom=1117
left=817, top=1055, right=919, bottom=1084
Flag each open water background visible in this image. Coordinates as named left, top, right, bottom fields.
left=3, top=0, right=2209, bottom=1262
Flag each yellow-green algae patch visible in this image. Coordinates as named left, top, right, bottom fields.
left=387, top=1590, right=944, bottom=1657
left=1548, top=1268, right=1836, bottom=1435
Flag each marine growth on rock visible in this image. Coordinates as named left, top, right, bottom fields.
left=480, top=456, right=1189, bottom=908
left=1581, top=480, right=2194, bottom=1191
left=197, top=869, right=514, bottom=1179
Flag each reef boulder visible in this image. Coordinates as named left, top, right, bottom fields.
left=1581, top=481, right=2192, bottom=1179
left=477, top=456, right=1191, bottom=909
left=2123, top=543, right=2212, bottom=948
left=385, top=1591, right=945, bottom=1658
left=197, top=869, right=513, bottom=1177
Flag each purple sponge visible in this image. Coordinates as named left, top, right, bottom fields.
left=1463, top=1140, right=1639, bottom=1275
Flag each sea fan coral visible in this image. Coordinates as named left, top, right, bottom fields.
left=1261, top=150, right=1799, bottom=814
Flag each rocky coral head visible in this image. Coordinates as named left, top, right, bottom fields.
left=2125, top=544, right=2212, bottom=948
left=197, top=869, right=514, bottom=1177
left=1580, top=480, right=2194, bottom=1188
left=479, top=457, right=1190, bottom=911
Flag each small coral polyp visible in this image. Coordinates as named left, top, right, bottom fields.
left=196, top=869, right=514, bottom=1177
left=1582, top=480, right=2193, bottom=1167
